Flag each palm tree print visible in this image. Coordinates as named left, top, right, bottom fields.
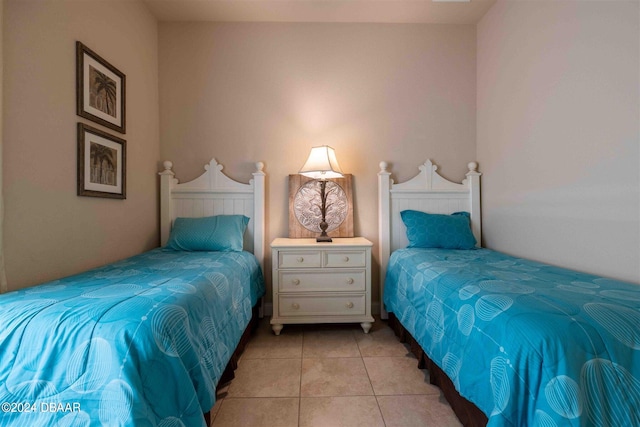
left=89, top=66, right=117, bottom=118
left=90, top=143, right=117, bottom=186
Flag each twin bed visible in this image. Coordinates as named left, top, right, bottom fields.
left=0, top=158, right=266, bottom=427
left=378, top=160, right=640, bottom=426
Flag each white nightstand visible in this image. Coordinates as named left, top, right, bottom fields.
left=270, top=237, right=374, bottom=335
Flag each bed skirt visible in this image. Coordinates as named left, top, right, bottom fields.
left=388, top=313, right=488, bottom=427
left=203, top=304, right=260, bottom=425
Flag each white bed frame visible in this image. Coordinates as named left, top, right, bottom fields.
left=378, top=159, right=481, bottom=318
left=158, top=158, right=266, bottom=280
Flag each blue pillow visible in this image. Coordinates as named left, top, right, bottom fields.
left=165, top=215, right=249, bottom=252
left=400, top=210, right=477, bottom=250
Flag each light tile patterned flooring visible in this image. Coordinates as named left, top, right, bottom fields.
left=210, top=317, right=462, bottom=427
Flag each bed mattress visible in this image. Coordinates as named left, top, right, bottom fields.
left=0, top=248, right=264, bottom=427
left=384, top=247, right=640, bottom=426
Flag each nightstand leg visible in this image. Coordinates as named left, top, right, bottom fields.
left=272, top=324, right=283, bottom=336
left=360, top=322, right=372, bottom=334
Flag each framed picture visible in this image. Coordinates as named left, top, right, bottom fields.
left=76, top=41, right=126, bottom=133
left=288, top=174, right=354, bottom=238
left=77, top=123, right=126, bottom=199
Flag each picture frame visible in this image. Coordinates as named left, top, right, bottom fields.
left=76, top=41, right=126, bottom=134
left=288, top=174, right=354, bottom=238
left=77, top=123, right=126, bottom=199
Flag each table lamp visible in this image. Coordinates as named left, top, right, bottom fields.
left=299, top=145, right=344, bottom=242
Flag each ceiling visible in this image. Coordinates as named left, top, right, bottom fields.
left=143, top=0, right=497, bottom=25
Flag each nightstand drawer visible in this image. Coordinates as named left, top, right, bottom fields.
left=279, top=251, right=322, bottom=268
left=278, top=294, right=366, bottom=317
left=279, top=270, right=366, bottom=292
left=324, top=250, right=366, bottom=268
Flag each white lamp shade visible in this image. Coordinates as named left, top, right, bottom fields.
left=299, top=146, right=344, bottom=179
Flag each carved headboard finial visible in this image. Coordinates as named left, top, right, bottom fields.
left=468, top=161, right=479, bottom=172
left=379, top=161, right=388, bottom=173
left=205, top=158, right=224, bottom=173
left=159, top=161, right=175, bottom=177
left=255, top=161, right=265, bottom=173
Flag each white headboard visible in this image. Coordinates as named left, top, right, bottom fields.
left=159, top=158, right=266, bottom=273
left=378, top=159, right=481, bottom=318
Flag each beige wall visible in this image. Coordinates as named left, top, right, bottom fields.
left=477, top=1, right=640, bottom=283
left=159, top=22, right=477, bottom=304
left=0, top=0, right=5, bottom=292
left=4, top=0, right=160, bottom=290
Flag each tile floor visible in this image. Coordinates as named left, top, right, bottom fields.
left=210, top=317, right=462, bottom=427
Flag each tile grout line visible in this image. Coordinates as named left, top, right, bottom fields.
left=298, top=329, right=306, bottom=427
left=358, top=334, right=388, bottom=427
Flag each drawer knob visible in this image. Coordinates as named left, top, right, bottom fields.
left=343, top=256, right=350, bottom=262
left=346, top=302, right=354, bottom=309
left=346, top=278, right=354, bottom=284
left=297, top=257, right=304, bottom=263
left=291, top=303, right=300, bottom=310
left=292, top=279, right=300, bottom=286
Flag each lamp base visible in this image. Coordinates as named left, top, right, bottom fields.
left=317, top=205, right=332, bottom=242
left=316, top=234, right=333, bottom=243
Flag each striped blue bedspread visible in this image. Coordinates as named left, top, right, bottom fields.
left=384, top=248, right=640, bottom=427
left=0, top=248, right=264, bottom=427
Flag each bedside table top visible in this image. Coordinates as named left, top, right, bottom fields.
left=271, top=237, right=373, bottom=248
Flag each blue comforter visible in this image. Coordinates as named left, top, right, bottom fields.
left=384, top=248, right=640, bottom=427
left=0, top=248, right=264, bottom=427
